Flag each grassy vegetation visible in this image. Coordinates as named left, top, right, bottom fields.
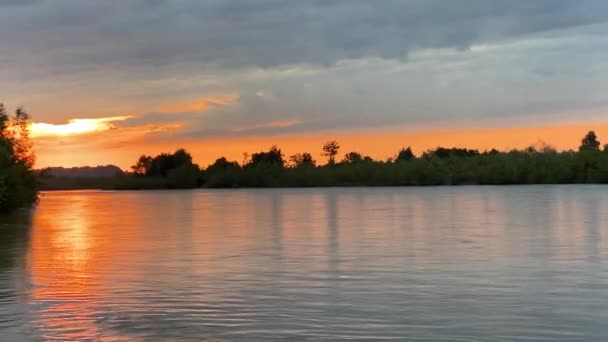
left=38, top=130, right=608, bottom=190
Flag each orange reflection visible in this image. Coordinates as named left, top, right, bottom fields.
left=27, top=192, right=137, bottom=341
left=22, top=188, right=607, bottom=339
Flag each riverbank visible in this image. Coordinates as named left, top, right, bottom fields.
left=39, top=148, right=608, bottom=190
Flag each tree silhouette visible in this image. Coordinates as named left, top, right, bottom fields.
left=322, top=140, right=340, bottom=165
left=132, top=149, right=199, bottom=178
left=202, top=157, right=242, bottom=188
left=168, top=164, right=200, bottom=188
left=289, top=153, right=316, bottom=168
left=343, top=152, right=363, bottom=163
left=0, top=103, right=38, bottom=212
left=131, top=155, right=152, bottom=175
left=424, top=147, right=479, bottom=159
left=396, top=147, right=415, bottom=162
left=9, top=107, right=34, bottom=168
left=248, top=145, right=284, bottom=168
left=42, top=125, right=608, bottom=190
left=242, top=152, right=250, bottom=166
left=580, top=131, right=600, bottom=152
left=208, top=157, right=241, bottom=171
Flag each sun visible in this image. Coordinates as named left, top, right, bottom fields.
left=30, top=116, right=132, bottom=137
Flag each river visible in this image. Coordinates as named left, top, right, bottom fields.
left=1, top=186, right=607, bottom=341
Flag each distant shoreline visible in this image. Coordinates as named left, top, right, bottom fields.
left=38, top=131, right=608, bottom=191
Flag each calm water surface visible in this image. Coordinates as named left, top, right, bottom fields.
left=1, top=186, right=608, bottom=341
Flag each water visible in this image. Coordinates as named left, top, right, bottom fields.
left=1, top=186, right=608, bottom=341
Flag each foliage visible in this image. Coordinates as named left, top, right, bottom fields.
left=0, top=104, right=38, bottom=212
left=322, top=140, right=340, bottom=165
left=118, top=148, right=201, bottom=189
left=289, top=153, right=316, bottom=168
left=131, top=149, right=200, bottom=179
left=191, top=131, right=608, bottom=188
left=423, top=147, right=479, bottom=159
left=396, top=147, right=415, bottom=162
left=131, top=155, right=152, bottom=175
left=343, top=152, right=363, bottom=163
left=41, top=130, right=608, bottom=190
left=580, top=130, right=600, bottom=152
left=202, top=157, right=242, bottom=188
left=247, top=145, right=284, bottom=168
left=168, top=164, right=200, bottom=189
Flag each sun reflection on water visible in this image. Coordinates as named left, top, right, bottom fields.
left=26, top=192, right=136, bottom=341
left=12, top=187, right=608, bottom=340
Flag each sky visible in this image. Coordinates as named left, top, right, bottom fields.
left=2, top=0, right=608, bottom=169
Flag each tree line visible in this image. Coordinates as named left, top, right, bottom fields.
left=0, top=104, right=37, bottom=212
left=10, top=101, right=608, bottom=207
left=85, top=130, right=608, bottom=190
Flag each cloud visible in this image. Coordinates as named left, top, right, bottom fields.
left=110, top=27, right=608, bottom=142
left=231, top=119, right=302, bottom=133
left=2, top=0, right=607, bottom=76
left=5, top=1, right=608, bottom=146
left=156, top=95, right=238, bottom=114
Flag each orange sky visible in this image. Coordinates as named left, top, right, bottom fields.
left=6, top=1, right=608, bottom=172
left=33, top=121, right=608, bottom=170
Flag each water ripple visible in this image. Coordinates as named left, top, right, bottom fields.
left=1, top=187, right=608, bottom=340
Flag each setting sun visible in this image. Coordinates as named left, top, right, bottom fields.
left=29, top=116, right=132, bottom=138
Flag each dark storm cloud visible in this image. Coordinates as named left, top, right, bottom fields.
left=1, top=0, right=607, bottom=74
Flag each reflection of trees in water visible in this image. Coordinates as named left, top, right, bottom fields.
left=0, top=210, right=32, bottom=272
left=0, top=209, right=32, bottom=333
left=324, top=190, right=339, bottom=278
left=270, top=191, right=283, bottom=258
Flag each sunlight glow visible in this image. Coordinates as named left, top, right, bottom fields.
left=158, top=95, right=238, bottom=114
left=232, top=119, right=302, bottom=132
left=30, top=116, right=132, bottom=137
